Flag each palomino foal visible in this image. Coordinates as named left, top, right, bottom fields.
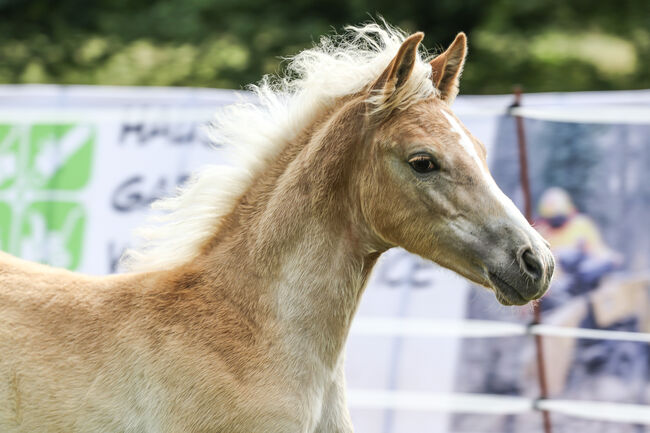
left=0, top=25, right=553, bottom=432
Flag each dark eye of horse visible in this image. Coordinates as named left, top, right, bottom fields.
left=408, top=154, right=438, bottom=174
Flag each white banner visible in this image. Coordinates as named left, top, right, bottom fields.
left=1, top=85, right=648, bottom=433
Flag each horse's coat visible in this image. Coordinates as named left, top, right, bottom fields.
left=0, top=24, right=554, bottom=432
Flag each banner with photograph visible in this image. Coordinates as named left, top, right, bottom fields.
left=453, top=109, right=650, bottom=433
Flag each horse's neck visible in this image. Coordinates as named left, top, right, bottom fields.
left=196, top=100, right=382, bottom=368
left=258, top=220, right=375, bottom=367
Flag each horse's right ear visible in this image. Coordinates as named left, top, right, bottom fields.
left=430, top=32, right=467, bottom=104
left=371, top=32, right=424, bottom=96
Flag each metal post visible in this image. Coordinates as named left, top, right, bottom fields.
left=511, top=86, right=553, bottom=433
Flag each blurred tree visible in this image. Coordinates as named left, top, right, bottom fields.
left=0, top=0, right=648, bottom=92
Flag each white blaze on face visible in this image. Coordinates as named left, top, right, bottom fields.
left=440, top=109, right=532, bottom=229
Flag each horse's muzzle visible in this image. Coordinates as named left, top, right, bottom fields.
left=489, top=246, right=555, bottom=306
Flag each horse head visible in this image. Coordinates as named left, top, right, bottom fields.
left=358, top=32, right=554, bottom=305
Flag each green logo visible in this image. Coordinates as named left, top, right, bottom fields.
left=27, top=124, right=94, bottom=190
left=0, top=123, right=94, bottom=270
left=0, top=202, right=11, bottom=251
left=0, top=124, right=20, bottom=190
left=19, top=202, right=86, bottom=269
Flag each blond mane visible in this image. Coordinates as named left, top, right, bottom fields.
left=122, top=22, right=436, bottom=273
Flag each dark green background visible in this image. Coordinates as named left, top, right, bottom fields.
left=0, top=0, right=648, bottom=93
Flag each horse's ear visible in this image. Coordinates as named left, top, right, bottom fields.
left=430, top=32, right=467, bottom=104
left=371, top=32, right=424, bottom=95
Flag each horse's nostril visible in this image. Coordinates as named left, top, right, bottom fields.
left=520, top=248, right=543, bottom=281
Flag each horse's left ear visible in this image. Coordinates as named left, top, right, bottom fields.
left=371, top=32, right=424, bottom=95
left=430, top=32, right=467, bottom=104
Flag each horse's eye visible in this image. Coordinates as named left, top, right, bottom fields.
left=408, top=154, right=438, bottom=174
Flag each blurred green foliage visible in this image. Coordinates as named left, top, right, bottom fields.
left=0, top=0, right=648, bottom=93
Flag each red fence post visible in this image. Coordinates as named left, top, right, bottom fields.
left=512, top=86, right=553, bottom=433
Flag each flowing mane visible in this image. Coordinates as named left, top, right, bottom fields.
left=122, top=22, right=437, bottom=273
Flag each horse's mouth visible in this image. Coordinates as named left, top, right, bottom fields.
left=488, top=272, right=531, bottom=306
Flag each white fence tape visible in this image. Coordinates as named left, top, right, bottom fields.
left=348, top=390, right=650, bottom=425
left=350, top=318, right=650, bottom=424
left=348, top=390, right=531, bottom=415
left=351, top=317, right=526, bottom=338
left=509, top=105, right=650, bottom=125
left=537, top=399, right=650, bottom=425
left=351, top=317, right=650, bottom=343
left=532, top=323, right=650, bottom=343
